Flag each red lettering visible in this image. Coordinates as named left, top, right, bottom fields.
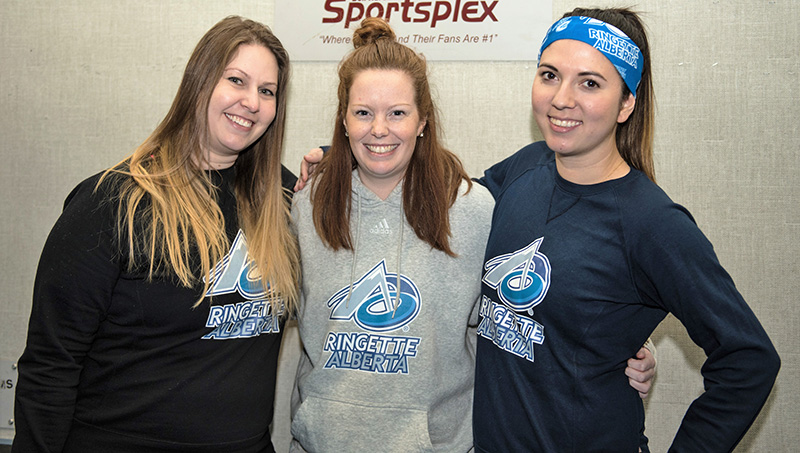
left=321, top=0, right=499, bottom=27
left=386, top=2, right=400, bottom=21
left=323, top=0, right=345, bottom=23
left=400, top=0, right=415, bottom=21
left=480, top=1, right=498, bottom=22
left=345, top=2, right=365, bottom=28
left=461, top=1, right=480, bottom=21
left=366, top=2, right=384, bottom=19
left=431, top=1, right=452, bottom=27
left=414, top=2, right=431, bottom=23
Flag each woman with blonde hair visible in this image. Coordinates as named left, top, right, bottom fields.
left=14, top=16, right=298, bottom=453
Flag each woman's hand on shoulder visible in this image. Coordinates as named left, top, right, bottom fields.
left=293, top=147, right=325, bottom=192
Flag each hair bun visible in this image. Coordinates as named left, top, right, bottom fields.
left=352, top=17, right=396, bottom=49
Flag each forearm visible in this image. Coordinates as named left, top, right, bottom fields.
left=669, top=340, right=779, bottom=451
left=13, top=360, right=80, bottom=452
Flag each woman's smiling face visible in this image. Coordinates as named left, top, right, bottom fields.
left=344, top=68, right=426, bottom=199
left=204, top=43, right=279, bottom=169
left=532, top=39, right=635, bottom=161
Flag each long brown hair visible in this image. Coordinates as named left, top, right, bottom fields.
left=102, top=16, right=299, bottom=309
left=310, top=17, right=470, bottom=256
left=564, top=8, right=656, bottom=182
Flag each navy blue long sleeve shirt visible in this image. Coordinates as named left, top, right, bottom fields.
left=472, top=142, right=779, bottom=452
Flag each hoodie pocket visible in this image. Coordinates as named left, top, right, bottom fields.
left=291, top=394, right=435, bottom=452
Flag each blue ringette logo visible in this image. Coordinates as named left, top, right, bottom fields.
left=479, top=238, right=550, bottom=362
left=201, top=230, right=283, bottom=340
left=323, top=260, right=422, bottom=374
left=206, top=230, right=268, bottom=299
left=327, top=260, right=421, bottom=332
left=483, top=238, right=551, bottom=311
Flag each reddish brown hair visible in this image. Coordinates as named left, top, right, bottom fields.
left=310, top=17, right=470, bottom=256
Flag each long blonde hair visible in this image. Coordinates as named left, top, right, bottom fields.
left=102, top=16, right=299, bottom=310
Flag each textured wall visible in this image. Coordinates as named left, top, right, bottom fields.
left=1, top=0, right=797, bottom=450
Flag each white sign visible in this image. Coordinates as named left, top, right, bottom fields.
left=274, top=0, right=553, bottom=61
left=0, top=361, right=16, bottom=433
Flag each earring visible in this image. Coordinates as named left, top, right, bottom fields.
left=418, top=131, right=424, bottom=137
left=345, top=131, right=349, bottom=137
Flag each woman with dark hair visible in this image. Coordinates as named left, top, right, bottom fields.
left=13, top=16, right=298, bottom=453
left=290, top=17, right=655, bottom=452
left=472, top=7, right=779, bottom=452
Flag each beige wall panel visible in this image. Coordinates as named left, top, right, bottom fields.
left=1, top=0, right=797, bottom=451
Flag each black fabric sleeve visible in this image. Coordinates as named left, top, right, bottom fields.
left=13, top=174, right=122, bottom=453
left=281, top=164, right=298, bottom=193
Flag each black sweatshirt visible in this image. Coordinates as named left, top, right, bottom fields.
left=13, top=165, right=296, bottom=452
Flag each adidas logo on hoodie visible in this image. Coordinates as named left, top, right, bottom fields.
left=370, top=218, right=392, bottom=235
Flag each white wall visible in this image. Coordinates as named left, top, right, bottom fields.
left=1, top=0, right=797, bottom=450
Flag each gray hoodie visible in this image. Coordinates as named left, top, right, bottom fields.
left=290, top=171, right=494, bottom=452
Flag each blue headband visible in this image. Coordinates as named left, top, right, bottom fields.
left=538, top=16, right=643, bottom=96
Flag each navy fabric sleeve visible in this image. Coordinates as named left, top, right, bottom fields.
left=628, top=202, right=780, bottom=451
left=13, top=174, right=121, bottom=453
left=475, top=142, right=552, bottom=196
left=475, top=149, right=517, bottom=194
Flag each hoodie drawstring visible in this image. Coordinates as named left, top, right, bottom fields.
left=392, top=203, right=404, bottom=318
left=344, top=194, right=362, bottom=309
left=344, top=182, right=404, bottom=317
